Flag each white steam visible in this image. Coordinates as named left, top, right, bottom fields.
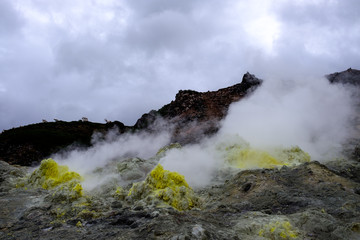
left=220, top=76, right=354, bottom=160
left=160, top=141, right=222, bottom=188
left=158, top=76, right=355, bottom=187
left=53, top=130, right=170, bottom=189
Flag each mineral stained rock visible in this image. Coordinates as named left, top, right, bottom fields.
left=127, top=164, right=199, bottom=211
left=224, top=144, right=311, bottom=169
left=18, top=158, right=83, bottom=201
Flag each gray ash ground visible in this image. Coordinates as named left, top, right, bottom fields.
left=1, top=151, right=360, bottom=239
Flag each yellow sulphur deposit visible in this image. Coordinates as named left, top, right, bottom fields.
left=128, top=164, right=198, bottom=211
left=27, top=158, right=83, bottom=199
left=226, top=146, right=310, bottom=169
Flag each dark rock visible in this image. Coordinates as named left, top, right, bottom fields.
left=353, top=145, right=360, bottom=162
left=133, top=72, right=262, bottom=145
left=202, top=161, right=360, bottom=217
left=134, top=110, right=159, bottom=130
left=326, top=68, right=360, bottom=86
left=242, top=182, right=252, bottom=192
left=158, top=72, right=262, bottom=121
left=155, top=72, right=262, bottom=143
left=0, top=121, right=127, bottom=166
left=325, top=159, right=360, bottom=183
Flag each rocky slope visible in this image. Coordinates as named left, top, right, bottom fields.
left=0, top=121, right=127, bottom=166
left=0, top=72, right=262, bottom=166
left=326, top=68, right=360, bottom=85
left=135, top=72, right=262, bottom=144
left=1, top=147, right=360, bottom=239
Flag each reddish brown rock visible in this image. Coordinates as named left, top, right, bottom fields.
left=135, top=72, right=262, bottom=143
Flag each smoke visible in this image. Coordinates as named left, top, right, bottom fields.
left=53, top=129, right=171, bottom=190
left=160, top=140, right=222, bottom=188
left=219, top=76, right=354, bottom=160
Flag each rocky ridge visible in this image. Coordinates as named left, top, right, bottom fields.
left=326, top=68, right=360, bottom=86
left=0, top=72, right=262, bottom=166
left=0, top=121, right=127, bottom=166
left=135, top=72, right=262, bottom=143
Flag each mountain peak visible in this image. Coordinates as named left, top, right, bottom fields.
left=326, top=68, right=360, bottom=85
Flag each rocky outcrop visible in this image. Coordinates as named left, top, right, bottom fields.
left=326, top=68, right=360, bottom=86
left=157, top=72, right=262, bottom=121
left=135, top=72, right=262, bottom=143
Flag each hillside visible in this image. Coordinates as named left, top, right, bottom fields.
left=0, top=72, right=262, bottom=166
left=0, top=121, right=127, bottom=166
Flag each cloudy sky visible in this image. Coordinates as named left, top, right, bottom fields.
left=1, top=0, right=359, bottom=131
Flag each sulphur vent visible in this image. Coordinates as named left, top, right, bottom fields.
left=128, top=164, right=198, bottom=211
left=258, top=220, right=299, bottom=239
left=226, top=145, right=310, bottom=169
left=25, top=158, right=83, bottom=200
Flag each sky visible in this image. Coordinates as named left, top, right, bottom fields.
left=1, top=0, right=360, bottom=131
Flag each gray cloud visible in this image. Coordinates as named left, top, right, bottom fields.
left=1, top=0, right=360, bottom=131
left=0, top=0, right=23, bottom=34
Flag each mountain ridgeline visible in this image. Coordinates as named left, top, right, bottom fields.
left=0, top=72, right=262, bottom=166
left=1, top=69, right=359, bottom=167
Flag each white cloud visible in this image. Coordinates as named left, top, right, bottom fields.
left=1, top=0, right=359, bottom=131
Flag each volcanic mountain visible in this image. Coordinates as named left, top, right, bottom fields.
left=0, top=70, right=360, bottom=240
